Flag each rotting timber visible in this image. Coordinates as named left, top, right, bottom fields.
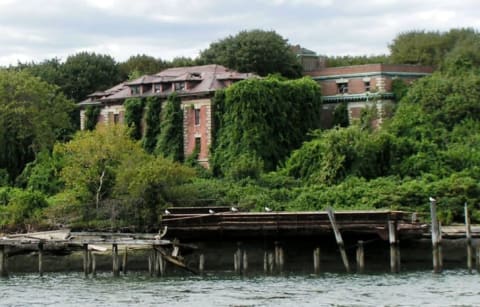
left=160, top=209, right=427, bottom=241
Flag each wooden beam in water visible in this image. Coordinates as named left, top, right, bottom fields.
left=430, top=198, right=442, bottom=273
left=112, top=244, right=119, bottom=277
left=91, top=252, right=96, bottom=277
left=388, top=221, right=400, bottom=273
left=356, top=241, right=365, bottom=273
left=199, top=254, right=205, bottom=274
left=313, top=247, right=321, bottom=275
left=465, top=203, right=473, bottom=273
left=83, top=244, right=88, bottom=277
left=123, top=246, right=128, bottom=275
left=327, top=207, right=350, bottom=273
left=0, top=245, right=7, bottom=277
left=38, top=242, right=44, bottom=277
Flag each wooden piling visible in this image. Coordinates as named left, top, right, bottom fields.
left=158, top=253, right=165, bottom=276
left=477, top=246, right=480, bottom=273
left=327, top=207, right=350, bottom=272
left=122, top=246, right=128, bottom=275
left=356, top=241, right=365, bottom=273
left=0, top=245, right=6, bottom=277
left=148, top=254, right=153, bottom=276
left=274, top=242, right=284, bottom=272
left=91, top=252, right=96, bottom=277
left=313, top=247, right=321, bottom=274
left=83, top=243, right=89, bottom=277
left=465, top=203, right=473, bottom=272
left=38, top=242, right=44, bottom=277
left=263, top=251, right=268, bottom=273
left=243, top=250, right=248, bottom=273
left=430, top=198, right=442, bottom=273
left=234, top=242, right=242, bottom=274
left=388, top=221, right=399, bottom=273
left=199, top=254, right=205, bottom=274
left=112, top=244, right=119, bottom=277
left=268, top=251, right=274, bottom=273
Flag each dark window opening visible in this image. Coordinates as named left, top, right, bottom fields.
left=174, top=82, right=185, bottom=91
left=337, top=82, right=348, bottom=94
left=195, top=137, right=201, bottom=153
left=194, top=108, right=201, bottom=125
left=113, top=114, right=120, bottom=124
left=131, top=86, right=140, bottom=95
left=364, top=81, right=371, bottom=92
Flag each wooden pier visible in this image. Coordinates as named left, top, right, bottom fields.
left=160, top=209, right=426, bottom=240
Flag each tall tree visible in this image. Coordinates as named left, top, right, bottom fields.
left=200, top=29, right=302, bottom=78
left=0, top=70, right=74, bottom=180
left=119, top=54, right=167, bottom=79
left=60, top=52, right=122, bottom=102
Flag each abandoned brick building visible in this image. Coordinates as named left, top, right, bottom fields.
left=79, top=57, right=433, bottom=165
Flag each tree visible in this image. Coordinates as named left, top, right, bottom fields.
left=119, top=54, right=167, bottom=79
left=200, top=29, right=302, bottom=78
left=155, top=94, right=184, bottom=162
left=60, top=52, right=122, bottom=102
left=0, top=70, right=74, bottom=181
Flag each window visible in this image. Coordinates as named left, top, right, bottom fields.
left=113, top=114, right=120, bottom=124
left=364, top=81, right=371, bottom=92
left=195, top=137, right=201, bottom=152
left=174, top=82, right=185, bottom=91
left=131, top=86, right=140, bottom=95
left=154, top=84, right=162, bottom=93
left=194, top=108, right=201, bottom=125
left=337, top=82, right=348, bottom=94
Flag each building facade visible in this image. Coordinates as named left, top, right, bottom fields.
left=306, top=64, right=434, bottom=128
left=78, top=65, right=255, bottom=166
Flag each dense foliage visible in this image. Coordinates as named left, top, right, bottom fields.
left=0, top=70, right=74, bottom=181
left=155, top=94, right=184, bottom=162
left=124, top=98, right=145, bottom=140
left=142, top=96, right=163, bottom=153
left=200, top=29, right=302, bottom=78
left=211, top=76, right=322, bottom=176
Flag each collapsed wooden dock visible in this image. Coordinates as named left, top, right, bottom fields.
left=160, top=209, right=427, bottom=240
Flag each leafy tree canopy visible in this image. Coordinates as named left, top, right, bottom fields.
left=119, top=54, right=168, bottom=79
left=0, top=70, right=74, bottom=181
left=200, top=29, right=302, bottom=78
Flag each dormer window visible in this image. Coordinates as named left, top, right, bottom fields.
left=174, top=82, right=185, bottom=91
left=131, top=86, right=140, bottom=95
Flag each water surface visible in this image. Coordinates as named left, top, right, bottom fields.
left=1, top=270, right=479, bottom=306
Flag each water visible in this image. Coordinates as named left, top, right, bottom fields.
left=1, top=271, right=479, bottom=306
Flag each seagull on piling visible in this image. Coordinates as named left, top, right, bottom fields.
left=164, top=209, right=171, bottom=215
left=230, top=206, right=239, bottom=212
left=209, top=209, right=215, bottom=214
left=429, top=197, right=436, bottom=203
left=264, top=206, right=272, bottom=212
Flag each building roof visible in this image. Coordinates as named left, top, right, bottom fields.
left=306, top=64, right=434, bottom=80
left=79, top=65, right=255, bottom=105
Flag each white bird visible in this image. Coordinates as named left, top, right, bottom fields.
left=164, top=209, right=171, bottom=215
left=429, top=197, right=436, bottom=203
left=264, top=206, right=272, bottom=212
left=231, top=207, right=239, bottom=212
left=209, top=209, right=215, bottom=214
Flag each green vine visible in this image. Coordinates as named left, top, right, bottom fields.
left=84, top=105, right=101, bottom=131
left=124, top=98, right=145, bottom=140
left=142, top=96, right=163, bottom=153
left=155, top=93, right=184, bottom=162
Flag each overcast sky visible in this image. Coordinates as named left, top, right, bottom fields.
left=1, top=0, right=479, bottom=66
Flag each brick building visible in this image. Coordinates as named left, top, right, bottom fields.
left=78, top=64, right=255, bottom=166
left=305, top=63, right=434, bottom=128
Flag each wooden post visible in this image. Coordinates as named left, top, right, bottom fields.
left=268, top=251, right=274, bottom=273
left=122, top=246, right=128, bottom=275
left=234, top=242, right=242, bottom=274
left=430, top=198, right=442, bottom=273
left=112, top=244, right=119, bottom=277
left=242, top=250, right=248, bottom=273
left=388, top=221, right=399, bottom=273
left=38, top=242, right=44, bottom=277
left=91, top=252, right=96, bottom=277
left=153, top=248, right=159, bottom=277
left=465, top=203, right=473, bottom=273
left=263, top=251, right=268, bottom=273
left=274, top=242, right=284, bottom=272
left=83, top=243, right=89, bottom=277
left=356, top=241, right=365, bottom=273
left=327, top=207, right=350, bottom=272
left=313, top=247, right=321, bottom=274
left=199, top=254, right=205, bottom=274
left=158, top=253, right=165, bottom=277
left=477, top=246, right=480, bottom=273
left=148, top=254, right=153, bottom=276
left=0, top=245, right=7, bottom=277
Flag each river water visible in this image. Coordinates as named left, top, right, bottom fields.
left=1, top=270, right=479, bottom=306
